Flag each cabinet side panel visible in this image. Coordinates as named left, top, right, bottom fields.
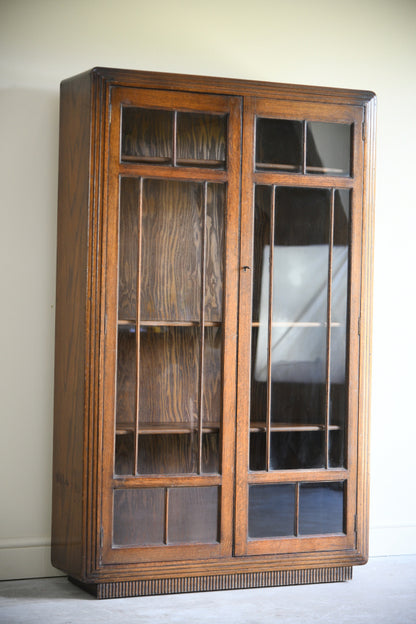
left=51, top=72, right=92, bottom=577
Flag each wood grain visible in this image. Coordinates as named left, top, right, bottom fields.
left=140, top=180, right=202, bottom=321
left=118, top=178, right=139, bottom=320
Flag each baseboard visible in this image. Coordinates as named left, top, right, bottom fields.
left=0, top=539, right=63, bottom=580
left=370, top=524, right=416, bottom=557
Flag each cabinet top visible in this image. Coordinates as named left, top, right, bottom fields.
left=62, top=67, right=376, bottom=107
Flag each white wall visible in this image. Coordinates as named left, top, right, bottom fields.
left=1, top=0, right=415, bottom=579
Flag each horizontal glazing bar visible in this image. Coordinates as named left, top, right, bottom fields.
left=118, top=162, right=228, bottom=182
left=248, top=469, right=348, bottom=484
left=112, top=475, right=222, bottom=488
left=253, top=172, right=354, bottom=188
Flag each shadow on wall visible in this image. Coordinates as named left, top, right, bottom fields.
left=0, top=88, right=60, bottom=581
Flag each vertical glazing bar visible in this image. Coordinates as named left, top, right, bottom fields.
left=302, top=120, right=307, bottom=174
left=325, top=188, right=335, bottom=470
left=294, top=482, right=300, bottom=536
left=164, top=488, right=169, bottom=545
left=198, top=182, right=208, bottom=474
left=172, top=111, right=177, bottom=167
left=134, top=177, right=143, bottom=476
left=266, top=186, right=275, bottom=471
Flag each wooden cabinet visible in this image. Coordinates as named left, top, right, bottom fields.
left=52, top=68, right=376, bottom=598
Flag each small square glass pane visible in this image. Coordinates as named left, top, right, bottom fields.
left=177, top=113, right=226, bottom=168
left=299, top=482, right=345, bottom=535
left=168, top=486, right=219, bottom=544
left=306, top=122, right=351, bottom=176
left=113, top=488, right=164, bottom=546
left=121, top=107, right=172, bottom=163
left=256, top=119, right=302, bottom=172
left=248, top=484, right=295, bottom=538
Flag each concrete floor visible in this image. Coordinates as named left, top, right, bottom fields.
left=0, top=556, right=415, bottom=624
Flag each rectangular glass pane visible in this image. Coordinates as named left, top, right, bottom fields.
left=168, top=487, right=219, bottom=544
left=248, top=484, right=295, bottom=538
left=256, top=118, right=302, bottom=172
left=177, top=113, right=226, bottom=168
left=115, top=432, right=135, bottom=476
left=329, top=190, right=350, bottom=467
left=306, top=122, right=351, bottom=176
left=270, top=188, right=330, bottom=435
left=250, top=187, right=270, bottom=452
left=119, top=178, right=139, bottom=320
left=137, top=433, right=197, bottom=475
left=121, top=107, right=172, bottom=163
left=113, top=488, right=164, bottom=546
left=138, top=325, right=199, bottom=427
left=202, top=326, right=222, bottom=474
left=270, top=431, right=325, bottom=470
left=140, top=180, right=203, bottom=321
left=116, top=324, right=136, bottom=428
left=299, top=482, right=345, bottom=535
left=205, top=183, right=225, bottom=322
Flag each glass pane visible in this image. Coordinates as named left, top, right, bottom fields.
left=270, top=188, right=330, bottom=439
left=205, top=183, right=225, bottom=322
left=119, top=178, right=139, bottom=320
left=113, top=488, right=164, bottom=546
left=202, top=326, right=222, bottom=474
left=137, top=434, right=197, bottom=475
left=249, top=431, right=266, bottom=471
left=177, top=113, right=226, bottom=168
left=250, top=187, right=271, bottom=448
left=256, top=118, right=302, bottom=172
left=121, top=107, right=172, bottom=162
left=329, top=190, right=350, bottom=467
left=299, top=482, right=345, bottom=534
left=138, top=326, right=199, bottom=473
left=115, top=432, right=135, bottom=476
left=140, top=180, right=203, bottom=322
left=270, top=431, right=325, bottom=470
left=116, top=325, right=136, bottom=429
left=248, top=484, right=295, bottom=538
left=306, top=122, right=351, bottom=176
left=168, top=487, right=219, bottom=544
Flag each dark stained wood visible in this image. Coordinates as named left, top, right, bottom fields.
left=51, top=70, right=92, bottom=578
left=118, top=178, right=139, bottom=320
left=52, top=67, right=375, bottom=594
left=140, top=180, right=203, bottom=322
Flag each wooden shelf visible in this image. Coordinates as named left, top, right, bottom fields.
left=255, top=162, right=346, bottom=175
left=118, top=319, right=222, bottom=327
left=121, top=155, right=225, bottom=168
left=251, top=321, right=342, bottom=328
left=116, top=422, right=220, bottom=435
left=250, top=422, right=341, bottom=433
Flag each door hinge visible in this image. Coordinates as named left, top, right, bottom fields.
left=358, top=316, right=361, bottom=336
left=104, top=313, right=107, bottom=336
left=100, top=527, right=104, bottom=548
left=354, top=514, right=358, bottom=532
left=362, top=120, right=366, bottom=142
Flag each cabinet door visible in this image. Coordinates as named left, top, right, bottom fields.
left=235, top=97, right=364, bottom=557
left=101, top=87, right=241, bottom=565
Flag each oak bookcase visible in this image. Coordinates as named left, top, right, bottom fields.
left=52, top=68, right=376, bottom=598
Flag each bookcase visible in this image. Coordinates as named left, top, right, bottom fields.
left=52, top=67, right=375, bottom=598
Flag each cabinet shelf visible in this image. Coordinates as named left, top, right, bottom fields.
left=118, top=319, right=221, bottom=327
left=250, top=422, right=341, bottom=433
left=116, top=422, right=220, bottom=435
left=255, top=163, right=346, bottom=175
left=251, top=321, right=342, bottom=328
left=121, top=155, right=225, bottom=168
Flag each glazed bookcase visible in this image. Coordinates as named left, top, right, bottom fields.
left=52, top=67, right=376, bottom=598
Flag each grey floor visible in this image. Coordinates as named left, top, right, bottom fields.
left=1, top=556, right=415, bottom=624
